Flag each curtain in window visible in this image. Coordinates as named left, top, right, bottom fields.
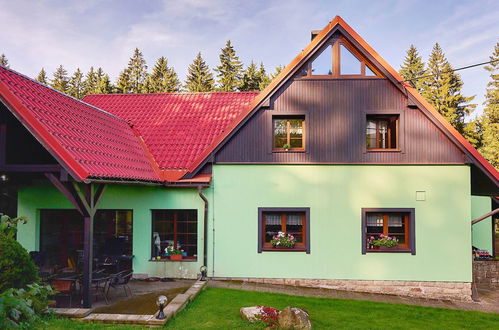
left=287, top=214, right=302, bottom=225
left=367, top=214, right=383, bottom=226
left=265, top=214, right=281, bottom=225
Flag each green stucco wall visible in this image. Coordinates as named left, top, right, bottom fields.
left=17, top=183, right=209, bottom=279
left=471, top=195, right=493, bottom=253
left=210, top=164, right=472, bottom=282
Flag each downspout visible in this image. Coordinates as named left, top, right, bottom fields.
left=197, top=185, right=209, bottom=273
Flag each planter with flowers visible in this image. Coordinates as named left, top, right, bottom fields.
left=368, top=234, right=399, bottom=250
left=166, top=246, right=184, bottom=260
left=283, top=144, right=291, bottom=151
left=271, top=231, right=296, bottom=249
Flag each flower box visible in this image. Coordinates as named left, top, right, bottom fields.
left=169, top=254, right=183, bottom=261
left=272, top=245, right=295, bottom=250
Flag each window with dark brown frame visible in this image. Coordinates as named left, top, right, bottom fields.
left=151, top=210, right=197, bottom=261
left=273, top=116, right=305, bottom=151
left=258, top=207, right=310, bottom=253
left=366, top=114, right=399, bottom=150
left=361, top=208, right=415, bottom=254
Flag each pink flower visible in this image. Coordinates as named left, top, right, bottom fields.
left=380, top=234, right=385, bottom=238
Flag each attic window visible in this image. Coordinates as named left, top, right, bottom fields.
left=300, top=38, right=381, bottom=79
left=340, top=44, right=361, bottom=75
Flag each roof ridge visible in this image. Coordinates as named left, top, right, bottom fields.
left=0, top=65, right=123, bottom=121
left=86, top=91, right=260, bottom=97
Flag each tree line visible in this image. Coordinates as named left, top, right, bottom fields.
left=399, top=42, right=498, bottom=168
left=0, top=40, right=497, bottom=168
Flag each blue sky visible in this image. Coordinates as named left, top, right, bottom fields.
left=0, top=0, right=497, bottom=115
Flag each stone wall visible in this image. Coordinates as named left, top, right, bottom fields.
left=473, top=260, right=499, bottom=288
left=212, top=277, right=472, bottom=301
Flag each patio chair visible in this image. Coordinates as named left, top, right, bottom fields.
left=90, top=276, right=111, bottom=304
left=49, top=279, right=77, bottom=307
left=108, top=269, right=133, bottom=297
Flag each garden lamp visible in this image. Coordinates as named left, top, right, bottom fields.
left=156, top=295, right=167, bottom=319
left=200, top=265, right=207, bottom=281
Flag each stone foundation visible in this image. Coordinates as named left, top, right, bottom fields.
left=473, top=260, right=499, bottom=288
left=212, top=277, right=472, bottom=301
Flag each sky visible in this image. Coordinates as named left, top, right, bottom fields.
left=0, top=0, right=498, bottom=115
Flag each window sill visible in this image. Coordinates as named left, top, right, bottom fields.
left=272, top=149, right=306, bottom=153
left=261, top=248, right=307, bottom=252
left=366, top=248, right=412, bottom=253
left=149, top=258, right=198, bottom=262
left=366, top=148, right=401, bottom=152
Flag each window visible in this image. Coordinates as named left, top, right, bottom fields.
left=361, top=208, right=415, bottom=254
left=258, top=208, right=310, bottom=253
left=366, top=115, right=398, bottom=150
left=151, top=210, right=197, bottom=261
left=273, top=116, right=305, bottom=151
left=299, top=38, right=381, bottom=79
left=340, top=44, right=361, bottom=75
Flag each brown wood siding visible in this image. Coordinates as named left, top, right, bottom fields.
left=216, top=79, right=465, bottom=164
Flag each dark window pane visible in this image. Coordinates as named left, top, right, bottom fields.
left=366, top=115, right=398, bottom=149
left=152, top=210, right=197, bottom=258
left=312, top=45, right=332, bottom=75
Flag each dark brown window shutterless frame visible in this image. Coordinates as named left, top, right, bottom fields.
left=361, top=208, right=415, bottom=255
left=151, top=209, right=198, bottom=261
left=366, top=114, right=399, bottom=150
left=272, top=116, right=306, bottom=152
left=258, top=207, right=310, bottom=253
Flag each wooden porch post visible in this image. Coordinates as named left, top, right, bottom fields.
left=45, top=173, right=106, bottom=308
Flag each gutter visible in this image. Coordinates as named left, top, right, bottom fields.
left=197, top=185, right=209, bottom=273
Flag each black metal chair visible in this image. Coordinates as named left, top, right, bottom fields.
left=108, top=269, right=133, bottom=297
left=90, top=276, right=111, bottom=304
left=49, top=278, right=78, bottom=307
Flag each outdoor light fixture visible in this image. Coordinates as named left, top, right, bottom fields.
left=0, top=174, right=8, bottom=182
left=156, top=295, right=167, bottom=320
left=199, top=265, right=207, bottom=281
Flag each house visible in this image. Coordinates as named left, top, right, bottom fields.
left=1, top=16, right=497, bottom=307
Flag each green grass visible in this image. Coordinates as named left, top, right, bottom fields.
left=39, top=287, right=499, bottom=329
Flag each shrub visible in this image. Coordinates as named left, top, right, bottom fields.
left=0, top=283, right=56, bottom=328
left=0, top=235, right=40, bottom=293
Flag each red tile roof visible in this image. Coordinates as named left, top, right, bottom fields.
left=0, top=66, right=162, bottom=182
left=83, top=92, right=258, bottom=172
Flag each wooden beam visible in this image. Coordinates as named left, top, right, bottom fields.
left=1, top=164, right=61, bottom=172
left=45, top=173, right=85, bottom=215
left=471, top=208, right=499, bottom=225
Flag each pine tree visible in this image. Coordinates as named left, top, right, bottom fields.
left=184, top=52, right=215, bottom=92
left=36, top=68, right=48, bottom=84
left=148, top=56, right=181, bottom=93
left=50, top=65, right=69, bottom=93
left=215, top=40, right=243, bottom=91
left=260, top=65, right=284, bottom=90
left=421, top=43, right=475, bottom=135
left=83, top=67, right=99, bottom=95
left=127, top=48, right=148, bottom=93
left=478, top=42, right=499, bottom=168
left=68, top=68, right=84, bottom=99
left=96, top=74, right=113, bottom=94
left=240, top=61, right=262, bottom=91
left=399, top=45, right=426, bottom=94
left=116, top=68, right=132, bottom=93
left=0, top=54, right=9, bottom=67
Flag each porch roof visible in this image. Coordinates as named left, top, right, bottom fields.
left=0, top=66, right=162, bottom=183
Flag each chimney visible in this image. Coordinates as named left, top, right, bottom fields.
left=311, top=30, right=321, bottom=41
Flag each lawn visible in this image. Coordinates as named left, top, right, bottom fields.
left=40, top=287, right=499, bottom=329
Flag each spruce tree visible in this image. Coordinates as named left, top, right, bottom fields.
left=421, top=43, right=475, bottom=135
left=215, top=40, right=243, bottom=91
left=117, top=68, right=132, bottom=93
left=184, top=52, right=215, bottom=92
left=68, top=68, right=84, bottom=99
left=260, top=65, right=284, bottom=90
left=36, top=68, right=48, bottom=84
left=83, top=67, right=99, bottom=95
left=148, top=56, right=181, bottom=93
left=399, top=45, right=426, bottom=94
left=478, top=42, right=499, bottom=168
left=240, top=61, right=262, bottom=91
left=0, top=54, right=9, bottom=67
left=127, top=48, right=148, bottom=93
left=96, top=74, right=113, bottom=94
left=50, top=65, right=69, bottom=93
